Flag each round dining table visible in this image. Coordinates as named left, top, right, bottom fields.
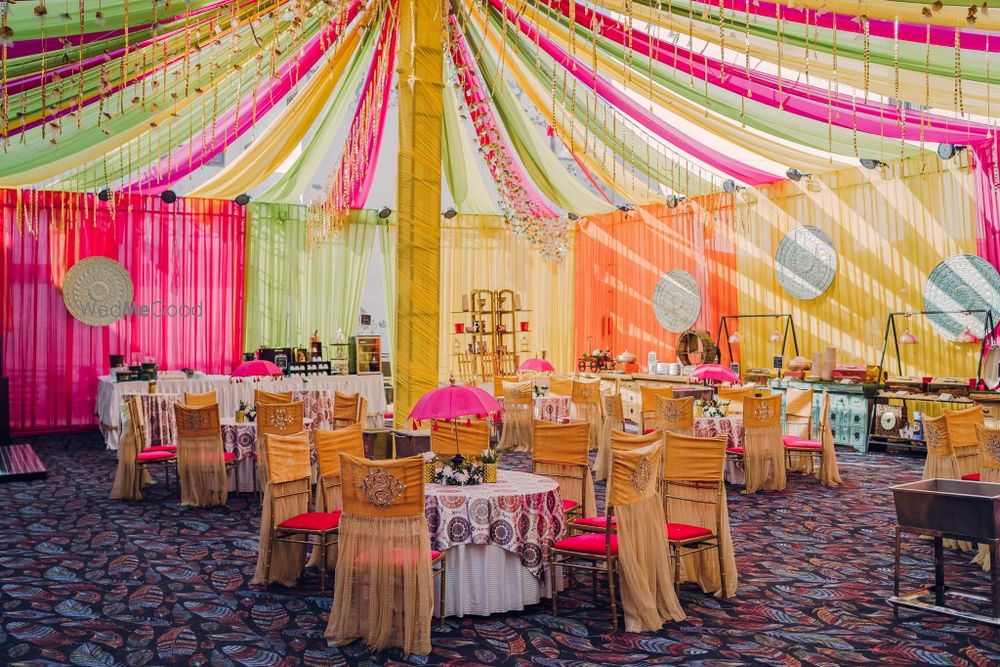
left=424, top=469, right=566, bottom=617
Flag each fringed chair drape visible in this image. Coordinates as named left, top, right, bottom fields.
left=110, top=399, right=152, bottom=500
left=784, top=388, right=814, bottom=474
left=252, top=402, right=306, bottom=586
left=326, top=454, right=434, bottom=656
left=430, top=419, right=490, bottom=457
left=184, top=391, right=218, bottom=407
left=816, top=393, right=842, bottom=487
left=571, top=379, right=604, bottom=450
left=253, top=431, right=312, bottom=587
left=499, top=381, right=533, bottom=451
left=174, top=403, right=228, bottom=508
left=609, top=442, right=686, bottom=632
left=532, top=420, right=597, bottom=517
left=651, top=396, right=694, bottom=436
left=639, top=385, right=673, bottom=431
left=307, top=423, right=365, bottom=569
left=945, top=406, right=986, bottom=479
left=662, top=432, right=737, bottom=598
left=595, top=393, right=625, bottom=481
left=742, top=395, right=786, bottom=493
left=332, top=391, right=369, bottom=428
left=973, top=425, right=1000, bottom=571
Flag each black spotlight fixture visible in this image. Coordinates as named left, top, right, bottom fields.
left=234, top=193, right=250, bottom=206
left=665, top=194, right=686, bottom=209
left=160, top=189, right=177, bottom=204
left=859, top=158, right=886, bottom=170
left=377, top=206, right=392, bottom=219
left=567, top=212, right=579, bottom=220
left=98, top=189, right=111, bottom=202
left=786, top=168, right=811, bottom=182
left=722, top=179, right=744, bottom=194
left=936, top=143, right=967, bottom=161
left=442, top=207, right=458, bottom=219
left=617, top=203, right=634, bottom=212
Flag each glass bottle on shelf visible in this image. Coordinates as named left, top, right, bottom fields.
left=519, top=334, right=529, bottom=352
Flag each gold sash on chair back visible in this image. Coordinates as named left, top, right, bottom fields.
left=493, top=375, right=517, bottom=397
left=184, top=391, right=218, bottom=407
left=532, top=420, right=597, bottom=517
left=652, top=396, right=694, bottom=435
left=333, top=391, right=368, bottom=426
left=315, top=423, right=365, bottom=511
left=945, top=406, right=986, bottom=478
left=640, top=385, right=674, bottom=414
left=430, top=419, right=490, bottom=457
left=595, top=393, right=626, bottom=481
left=251, top=433, right=311, bottom=587
left=256, top=401, right=306, bottom=502
left=718, top=385, right=755, bottom=415
left=572, top=379, right=604, bottom=450
left=610, top=429, right=662, bottom=452
left=256, top=389, right=293, bottom=405
left=326, top=454, right=433, bottom=656
left=499, top=381, right=534, bottom=451
left=110, top=398, right=150, bottom=500
left=549, top=376, right=574, bottom=396
left=662, top=432, right=737, bottom=597
left=608, top=443, right=685, bottom=632
left=174, top=403, right=227, bottom=508
left=742, top=394, right=786, bottom=493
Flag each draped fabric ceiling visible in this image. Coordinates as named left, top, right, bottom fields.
left=3, top=0, right=1000, bottom=430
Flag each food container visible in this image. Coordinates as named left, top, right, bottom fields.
left=655, top=362, right=671, bottom=375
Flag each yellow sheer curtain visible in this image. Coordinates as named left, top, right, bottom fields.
left=736, top=156, right=980, bottom=377
left=438, top=215, right=575, bottom=380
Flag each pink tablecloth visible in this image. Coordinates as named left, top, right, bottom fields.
left=694, top=416, right=744, bottom=449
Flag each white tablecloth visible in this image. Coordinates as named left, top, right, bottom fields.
left=434, top=544, right=557, bottom=617
left=96, top=374, right=385, bottom=449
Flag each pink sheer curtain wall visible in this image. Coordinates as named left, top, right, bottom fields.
left=1, top=190, right=246, bottom=434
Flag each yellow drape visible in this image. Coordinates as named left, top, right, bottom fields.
left=736, top=155, right=980, bottom=377
left=438, top=215, right=575, bottom=380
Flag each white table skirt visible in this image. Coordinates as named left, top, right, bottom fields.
left=96, top=374, right=385, bottom=449
left=434, top=544, right=558, bottom=617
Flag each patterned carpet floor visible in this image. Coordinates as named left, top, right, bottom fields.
left=2, top=433, right=1000, bottom=666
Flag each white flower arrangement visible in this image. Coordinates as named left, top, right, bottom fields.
left=432, top=458, right=485, bottom=486
left=480, top=446, right=500, bottom=464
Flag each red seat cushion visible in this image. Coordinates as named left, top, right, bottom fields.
left=137, top=450, right=174, bottom=462
left=782, top=435, right=802, bottom=447
left=726, top=446, right=744, bottom=454
left=787, top=439, right=822, bottom=450
left=554, top=532, right=618, bottom=556
left=145, top=445, right=177, bottom=453
left=384, top=411, right=394, bottom=419
left=431, top=550, right=442, bottom=560
left=277, top=510, right=342, bottom=532
left=962, top=473, right=982, bottom=481
left=562, top=499, right=579, bottom=512
left=666, top=522, right=713, bottom=542
left=643, top=428, right=656, bottom=435
left=572, top=516, right=616, bottom=529
left=223, top=451, right=238, bottom=462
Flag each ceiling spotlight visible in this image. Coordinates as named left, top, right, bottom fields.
left=722, top=179, right=744, bottom=195
left=859, top=158, right=886, bottom=170
left=665, top=194, right=686, bottom=209
left=160, top=189, right=177, bottom=204
left=442, top=207, right=458, bottom=219
left=786, top=168, right=811, bottom=182
left=98, top=189, right=111, bottom=202
left=234, top=193, right=250, bottom=206
left=618, top=204, right=634, bottom=212
left=377, top=206, right=392, bottom=219
left=567, top=212, right=579, bottom=220
left=936, top=143, right=967, bottom=161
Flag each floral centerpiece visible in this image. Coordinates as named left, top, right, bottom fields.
left=480, top=446, right=500, bottom=483
left=427, top=454, right=486, bottom=486
left=695, top=398, right=730, bottom=418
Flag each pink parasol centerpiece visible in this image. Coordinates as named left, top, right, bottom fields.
left=409, top=377, right=501, bottom=461
left=518, top=357, right=555, bottom=373
left=688, top=363, right=740, bottom=385
left=231, top=359, right=284, bottom=378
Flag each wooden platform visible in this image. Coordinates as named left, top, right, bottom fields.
left=0, top=444, right=48, bottom=483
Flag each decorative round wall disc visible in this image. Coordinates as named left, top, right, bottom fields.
left=652, top=270, right=701, bottom=333
left=774, top=225, right=837, bottom=300
left=62, top=257, right=134, bottom=326
left=923, top=253, right=1000, bottom=340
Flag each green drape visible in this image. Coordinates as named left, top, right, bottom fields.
left=244, top=203, right=377, bottom=350
left=442, top=81, right=499, bottom=215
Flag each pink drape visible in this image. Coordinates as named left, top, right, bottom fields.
left=974, top=140, right=1000, bottom=270
left=1, top=190, right=245, bottom=434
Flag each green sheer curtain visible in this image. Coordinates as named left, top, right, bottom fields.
left=442, top=82, right=498, bottom=215
left=378, top=222, right=397, bottom=359
left=244, top=203, right=377, bottom=350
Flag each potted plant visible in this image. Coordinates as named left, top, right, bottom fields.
left=480, top=446, right=500, bottom=483
left=236, top=400, right=248, bottom=423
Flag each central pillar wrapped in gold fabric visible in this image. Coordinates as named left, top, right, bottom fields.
left=394, top=0, right=444, bottom=421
